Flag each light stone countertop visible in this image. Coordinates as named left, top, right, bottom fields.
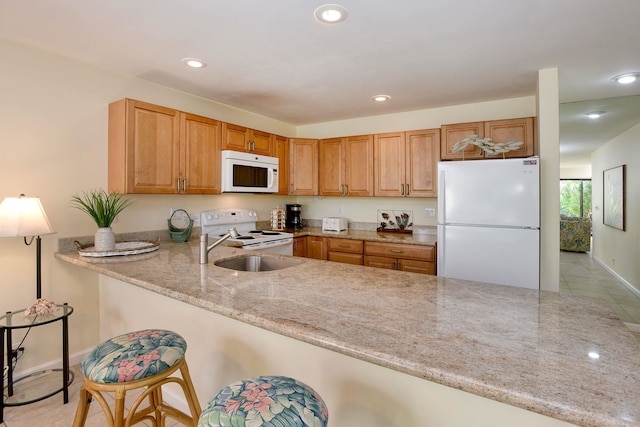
left=56, top=240, right=640, bottom=427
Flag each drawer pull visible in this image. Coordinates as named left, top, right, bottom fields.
left=390, top=249, right=403, bottom=253
left=338, top=244, right=350, bottom=248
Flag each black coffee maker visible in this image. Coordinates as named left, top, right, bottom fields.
left=286, top=204, right=303, bottom=229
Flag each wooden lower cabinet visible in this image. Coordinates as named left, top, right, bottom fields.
left=327, top=238, right=363, bottom=265
left=364, top=241, right=436, bottom=275
left=293, top=237, right=307, bottom=257
left=306, top=236, right=327, bottom=260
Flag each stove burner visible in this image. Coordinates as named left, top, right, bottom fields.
left=235, top=235, right=255, bottom=240
left=249, top=230, right=281, bottom=236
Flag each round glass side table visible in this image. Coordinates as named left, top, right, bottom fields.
left=0, top=303, right=73, bottom=423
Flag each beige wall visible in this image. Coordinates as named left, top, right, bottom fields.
left=591, top=121, right=640, bottom=293
left=0, top=38, right=560, bottom=373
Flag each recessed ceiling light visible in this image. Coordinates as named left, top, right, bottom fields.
left=611, top=72, right=638, bottom=84
left=585, top=111, right=605, bottom=119
left=182, top=58, right=207, bottom=69
left=314, top=4, right=348, bottom=24
left=372, top=95, right=391, bottom=102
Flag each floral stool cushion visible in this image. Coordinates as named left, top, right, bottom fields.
left=198, top=375, right=328, bottom=427
left=81, top=329, right=187, bottom=384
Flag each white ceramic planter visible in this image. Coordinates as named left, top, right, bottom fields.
left=94, top=227, right=116, bottom=251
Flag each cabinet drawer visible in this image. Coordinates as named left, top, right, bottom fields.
left=327, top=238, right=363, bottom=254
left=364, top=242, right=434, bottom=261
left=328, top=252, right=363, bottom=265
left=363, top=255, right=396, bottom=270
left=399, top=259, right=436, bottom=275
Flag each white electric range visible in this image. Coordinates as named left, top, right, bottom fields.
left=200, top=208, right=294, bottom=255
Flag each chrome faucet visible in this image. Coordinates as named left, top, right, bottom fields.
left=199, top=228, right=239, bottom=264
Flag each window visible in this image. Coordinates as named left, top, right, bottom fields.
left=560, top=179, right=592, bottom=218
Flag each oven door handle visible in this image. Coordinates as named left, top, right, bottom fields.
left=241, top=238, right=293, bottom=251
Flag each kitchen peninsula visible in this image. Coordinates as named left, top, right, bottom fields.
left=56, top=240, right=640, bottom=427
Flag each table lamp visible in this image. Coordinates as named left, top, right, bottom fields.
left=0, top=194, right=56, bottom=300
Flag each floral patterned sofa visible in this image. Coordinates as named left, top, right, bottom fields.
left=560, top=215, right=591, bottom=252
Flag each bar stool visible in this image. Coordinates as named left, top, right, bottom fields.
left=73, top=329, right=201, bottom=427
left=198, top=375, right=328, bottom=427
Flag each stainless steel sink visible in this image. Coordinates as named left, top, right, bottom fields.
left=214, top=254, right=301, bottom=272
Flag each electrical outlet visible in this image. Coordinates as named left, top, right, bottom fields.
left=425, top=208, right=436, bottom=218
left=190, top=214, right=200, bottom=226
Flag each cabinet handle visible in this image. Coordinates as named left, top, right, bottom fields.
left=400, top=185, right=405, bottom=195
left=176, top=178, right=181, bottom=193
left=390, top=249, right=403, bottom=253
left=338, top=244, right=350, bottom=248
left=405, top=184, right=409, bottom=196
left=183, top=178, right=187, bottom=192
left=344, top=184, right=348, bottom=195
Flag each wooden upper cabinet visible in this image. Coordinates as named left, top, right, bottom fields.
left=180, top=113, right=222, bottom=194
left=405, top=129, right=440, bottom=197
left=319, top=137, right=344, bottom=196
left=345, top=135, right=374, bottom=196
left=483, top=117, right=535, bottom=158
left=289, top=138, right=318, bottom=195
left=374, top=132, right=406, bottom=197
left=319, top=135, right=373, bottom=196
left=109, top=99, right=221, bottom=194
left=109, top=99, right=181, bottom=194
left=221, top=122, right=273, bottom=156
left=274, top=134, right=289, bottom=195
left=374, top=129, right=439, bottom=197
left=441, top=117, right=536, bottom=160
left=440, top=122, right=484, bottom=160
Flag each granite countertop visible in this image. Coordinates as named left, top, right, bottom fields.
left=56, top=241, right=640, bottom=427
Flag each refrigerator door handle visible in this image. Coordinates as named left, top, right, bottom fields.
left=438, top=170, right=446, bottom=223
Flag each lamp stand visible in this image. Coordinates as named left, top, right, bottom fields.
left=35, top=235, right=42, bottom=300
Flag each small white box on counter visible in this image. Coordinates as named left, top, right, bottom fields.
left=322, top=217, right=348, bottom=232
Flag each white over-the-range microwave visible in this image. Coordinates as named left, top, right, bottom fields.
left=221, top=150, right=279, bottom=193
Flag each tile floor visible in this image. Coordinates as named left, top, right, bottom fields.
left=3, top=250, right=640, bottom=426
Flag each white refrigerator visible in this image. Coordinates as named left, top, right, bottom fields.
left=437, top=157, right=540, bottom=289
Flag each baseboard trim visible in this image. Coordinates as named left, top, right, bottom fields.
left=11, top=349, right=90, bottom=381
left=591, top=255, right=640, bottom=298
left=624, top=323, right=640, bottom=333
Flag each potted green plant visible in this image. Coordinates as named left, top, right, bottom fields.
left=70, top=189, right=133, bottom=251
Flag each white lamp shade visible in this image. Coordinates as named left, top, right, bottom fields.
left=0, top=196, right=55, bottom=237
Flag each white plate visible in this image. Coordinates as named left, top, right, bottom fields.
left=76, top=240, right=159, bottom=257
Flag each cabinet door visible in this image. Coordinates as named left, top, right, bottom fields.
left=293, top=236, right=306, bottom=257
left=405, top=129, right=439, bottom=197
left=250, top=129, right=274, bottom=156
left=345, top=135, right=374, bottom=196
left=289, top=138, right=318, bottom=195
left=114, top=99, right=181, bottom=194
left=363, top=255, right=396, bottom=270
left=440, top=122, right=484, bottom=160
left=180, top=113, right=221, bottom=194
left=221, top=123, right=249, bottom=152
left=319, top=138, right=344, bottom=196
left=484, top=117, right=535, bottom=158
left=306, top=236, right=327, bottom=260
left=274, top=135, right=289, bottom=195
left=374, top=132, right=405, bottom=197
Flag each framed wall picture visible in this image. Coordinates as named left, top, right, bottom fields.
left=603, top=165, right=625, bottom=231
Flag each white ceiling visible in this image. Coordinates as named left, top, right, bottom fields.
left=1, top=0, right=640, bottom=168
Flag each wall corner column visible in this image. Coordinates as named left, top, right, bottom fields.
left=537, top=68, right=560, bottom=292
